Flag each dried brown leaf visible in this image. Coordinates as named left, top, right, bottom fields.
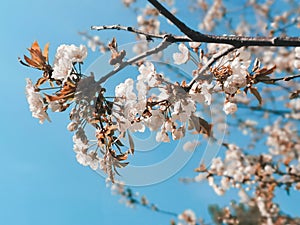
left=190, top=115, right=212, bottom=137
left=127, top=132, right=135, bottom=154
left=250, top=87, right=262, bottom=105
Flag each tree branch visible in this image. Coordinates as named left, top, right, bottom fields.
left=188, top=46, right=237, bottom=87
left=91, top=24, right=191, bottom=42
left=96, top=35, right=173, bottom=84
left=148, top=0, right=300, bottom=47
left=260, top=74, right=300, bottom=83
left=238, top=105, right=291, bottom=115
left=92, top=25, right=164, bottom=39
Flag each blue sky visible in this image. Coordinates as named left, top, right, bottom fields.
left=0, top=1, right=218, bottom=224
left=1, top=1, right=300, bottom=225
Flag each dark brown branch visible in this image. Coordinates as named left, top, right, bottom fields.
left=147, top=0, right=206, bottom=40
left=148, top=0, right=300, bottom=47
left=96, top=35, right=174, bottom=84
left=91, top=25, right=238, bottom=86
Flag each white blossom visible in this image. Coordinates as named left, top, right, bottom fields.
left=25, top=78, right=50, bottom=124
left=172, top=99, right=196, bottom=122
left=295, top=47, right=300, bottom=58
left=138, top=63, right=163, bottom=90
left=210, top=157, right=224, bottom=173
left=156, top=129, right=170, bottom=142
left=76, top=150, right=91, bottom=166
left=189, top=81, right=212, bottom=105
left=189, top=42, right=201, bottom=49
left=208, top=176, right=214, bottom=186
left=223, top=101, right=237, bottom=114
left=238, top=189, right=250, bottom=204
left=130, top=122, right=145, bottom=133
left=173, top=43, right=190, bottom=65
left=48, top=101, right=62, bottom=112
left=172, top=126, right=186, bottom=140
left=194, top=173, right=207, bottom=182
left=144, top=110, right=164, bottom=131
left=233, top=170, right=244, bottom=183
left=223, top=74, right=247, bottom=94
left=294, top=59, right=300, bottom=69
left=220, top=177, right=230, bottom=190
left=163, top=119, right=174, bottom=132
left=88, top=152, right=99, bottom=170
left=67, top=121, right=78, bottom=132
left=264, top=165, right=274, bottom=175
left=178, top=209, right=196, bottom=225
left=115, top=78, right=136, bottom=101
left=73, top=137, right=90, bottom=166
left=52, top=59, right=73, bottom=81
left=257, top=197, right=270, bottom=218
left=212, top=184, right=225, bottom=196
left=114, top=114, right=131, bottom=133
left=52, top=44, right=87, bottom=81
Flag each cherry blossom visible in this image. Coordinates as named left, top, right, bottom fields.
left=173, top=43, right=190, bottom=65
left=178, top=209, right=197, bottom=225
left=189, top=81, right=212, bottom=105
left=156, top=128, right=170, bottom=142
left=52, top=44, right=87, bottom=81
left=223, top=101, right=237, bottom=114
left=25, top=78, right=50, bottom=124
left=19, top=0, right=300, bottom=223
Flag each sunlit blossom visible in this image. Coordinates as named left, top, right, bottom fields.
left=25, top=78, right=51, bottom=124
left=173, top=43, right=190, bottom=65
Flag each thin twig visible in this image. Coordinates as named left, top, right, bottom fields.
left=188, top=46, right=237, bottom=87
left=91, top=24, right=191, bottom=42
left=148, top=0, right=300, bottom=47
left=135, top=201, right=178, bottom=217
left=260, top=74, right=300, bottom=83
left=96, top=35, right=173, bottom=84
left=92, top=25, right=164, bottom=39
left=238, top=105, right=291, bottom=115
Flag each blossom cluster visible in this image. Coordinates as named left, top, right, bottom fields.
left=25, top=78, right=51, bottom=124
left=20, top=0, right=300, bottom=224
left=172, top=43, right=256, bottom=115
left=23, top=42, right=87, bottom=124
left=52, top=44, right=87, bottom=82
left=193, top=140, right=300, bottom=224
left=112, top=61, right=212, bottom=144
left=22, top=38, right=300, bottom=187
left=192, top=118, right=300, bottom=223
